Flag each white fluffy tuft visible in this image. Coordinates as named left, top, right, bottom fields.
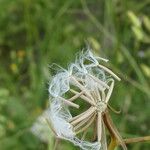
left=48, top=49, right=119, bottom=150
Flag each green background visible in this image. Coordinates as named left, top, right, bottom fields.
left=0, top=0, right=149, bottom=149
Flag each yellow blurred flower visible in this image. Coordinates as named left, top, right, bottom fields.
left=10, top=63, right=18, bottom=74
left=17, top=50, right=26, bottom=59
left=7, top=120, right=15, bottom=130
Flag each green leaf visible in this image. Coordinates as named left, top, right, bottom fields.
left=127, top=11, right=141, bottom=27
left=131, top=26, right=144, bottom=41
left=141, top=64, right=150, bottom=77
left=143, top=16, right=150, bottom=32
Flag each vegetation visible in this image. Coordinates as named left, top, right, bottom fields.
left=0, top=0, right=149, bottom=149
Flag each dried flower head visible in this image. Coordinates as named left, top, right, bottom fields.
left=48, top=50, right=121, bottom=150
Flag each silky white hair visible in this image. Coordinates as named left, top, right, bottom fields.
left=48, top=49, right=117, bottom=150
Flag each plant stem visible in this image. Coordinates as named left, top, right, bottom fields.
left=122, top=136, right=150, bottom=145
left=108, top=137, right=117, bottom=150
left=54, top=138, right=59, bottom=150
left=103, top=110, right=127, bottom=150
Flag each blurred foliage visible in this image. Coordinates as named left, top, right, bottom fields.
left=0, top=0, right=149, bottom=150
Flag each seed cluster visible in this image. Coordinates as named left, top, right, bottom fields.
left=48, top=50, right=120, bottom=150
